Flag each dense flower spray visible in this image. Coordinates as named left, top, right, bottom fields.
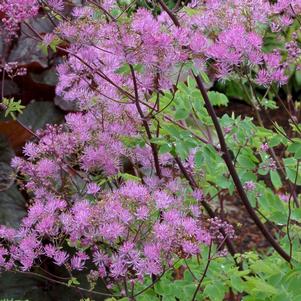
left=0, top=0, right=39, bottom=39
left=0, top=0, right=300, bottom=295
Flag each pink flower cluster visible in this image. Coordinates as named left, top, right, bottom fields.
left=4, top=104, right=215, bottom=284
left=0, top=180, right=211, bottom=282
left=1, top=0, right=301, bottom=291
left=50, top=0, right=297, bottom=110
left=0, top=0, right=39, bottom=39
left=13, top=103, right=138, bottom=182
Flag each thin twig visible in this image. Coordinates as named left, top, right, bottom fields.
left=129, top=64, right=162, bottom=178
left=13, top=270, right=118, bottom=297
left=191, top=242, right=212, bottom=301
left=194, top=73, right=291, bottom=263
left=286, top=159, right=300, bottom=266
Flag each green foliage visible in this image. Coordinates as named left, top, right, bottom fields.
left=38, top=36, right=62, bottom=55
left=121, top=79, right=301, bottom=301
left=116, top=63, right=144, bottom=75
left=115, top=246, right=301, bottom=301
left=207, top=91, right=229, bottom=106
left=67, top=277, right=80, bottom=287
left=1, top=98, right=25, bottom=119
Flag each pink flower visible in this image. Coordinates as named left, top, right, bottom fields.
left=44, top=244, right=56, bottom=258
left=192, top=189, right=204, bottom=201
left=36, top=159, right=59, bottom=178
left=71, top=252, right=88, bottom=271
left=47, top=0, right=64, bottom=11
left=87, top=183, right=100, bottom=195
left=243, top=181, right=256, bottom=192
left=260, top=143, right=269, bottom=152
left=23, top=142, right=39, bottom=160
left=53, top=250, right=69, bottom=266
left=135, top=206, right=149, bottom=220
left=182, top=241, right=199, bottom=256
left=154, top=191, right=175, bottom=209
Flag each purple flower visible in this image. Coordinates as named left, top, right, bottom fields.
left=36, top=158, right=59, bottom=178
left=0, top=246, right=8, bottom=267
left=243, top=181, right=256, bottom=192
left=93, top=250, right=109, bottom=267
left=182, top=241, right=199, bottom=256
left=99, top=222, right=125, bottom=241
left=110, top=256, right=126, bottom=278
left=36, top=216, right=56, bottom=235
left=154, top=191, right=174, bottom=209
left=119, top=181, right=150, bottom=202
left=44, top=244, right=57, bottom=258
left=86, top=182, right=100, bottom=195
left=182, top=217, right=198, bottom=236
left=192, top=189, right=204, bottom=201
left=71, top=253, right=88, bottom=271
left=278, top=193, right=290, bottom=203
left=53, top=250, right=69, bottom=266
left=48, top=0, right=64, bottom=11
left=260, top=143, right=269, bottom=152
left=144, top=244, right=160, bottom=261
left=23, top=142, right=39, bottom=160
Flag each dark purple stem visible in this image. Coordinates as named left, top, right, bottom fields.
left=194, top=74, right=291, bottom=263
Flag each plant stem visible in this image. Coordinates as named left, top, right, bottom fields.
left=174, top=155, right=238, bottom=259
left=129, top=64, right=162, bottom=178
left=194, top=73, right=291, bottom=263
left=191, top=242, right=212, bottom=301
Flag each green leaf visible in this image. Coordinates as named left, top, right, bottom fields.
left=291, top=207, right=301, bottom=221
left=270, top=170, right=282, bottom=189
left=260, top=98, right=278, bottom=110
left=118, top=172, right=141, bottom=182
left=269, top=134, right=284, bottom=147
left=283, top=157, right=301, bottom=185
left=116, top=63, right=131, bottom=75
left=1, top=98, right=25, bottom=120
left=200, top=71, right=211, bottom=84
left=116, top=63, right=144, bottom=75
left=159, top=143, right=173, bottom=154
left=203, top=144, right=220, bottom=162
left=245, top=277, right=278, bottom=296
left=162, top=296, right=175, bottom=301
left=207, top=91, right=229, bottom=106
left=177, top=82, right=190, bottom=93
left=249, top=260, right=280, bottom=275
left=133, top=64, right=144, bottom=73
left=187, top=76, right=197, bottom=88
left=175, top=108, right=190, bottom=120
left=164, top=125, right=182, bottom=138
left=183, top=284, right=198, bottom=299
left=295, top=70, right=301, bottom=88
left=194, top=150, right=203, bottom=169
left=237, top=155, right=256, bottom=170
left=216, top=80, right=249, bottom=102
left=175, top=142, right=189, bottom=159
left=230, top=276, right=245, bottom=292
left=111, top=8, right=122, bottom=17
left=203, top=283, right=227, bottom=301
left=288, top=139, right=301, bottom=159
left=154, top=279, right=172, bottom=296
left=214, top=174, right=231, bottom=189
left=67, top=277, right=80, bottom=287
